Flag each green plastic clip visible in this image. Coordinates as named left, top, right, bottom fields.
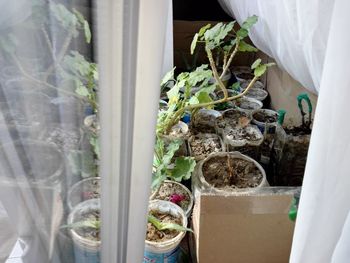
left=277, top=109, right=286, bottom=125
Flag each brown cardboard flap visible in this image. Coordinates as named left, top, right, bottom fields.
left=193, top=193, right=295, bottom=263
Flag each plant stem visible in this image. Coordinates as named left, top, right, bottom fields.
left=12, top=54, right=97, bottom=108
left=206, top=47, right=228, bottom=99
left=220, top=39, right=240, bottom=79
left=44, top=31, right=73, bottom=78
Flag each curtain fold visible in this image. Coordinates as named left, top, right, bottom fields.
left=218, top=0, right=350, bottom=262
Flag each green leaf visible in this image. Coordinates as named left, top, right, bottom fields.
left=75, top=85, right=90, bottom=97
left=161, top=67, right=175, bottom=86
left=198, top=24, right=212, bottom=37
left=241, top=15, right=258, bottom=30
left=163, top=140, right=182, bottom=166
left=170, top=157, right=196, bottom=181
left=238, top=40, right=257, bottom=52
left=189, top=96, right=199, bottom=105
left=51, top=3, right=78, bottom=33
left=230, top=81, right=241, bottom=92
left=187, top=65, right=212, bottom=87
left=84, top=21, right=91, bottom=43
left=266, top=62, right=276, bottom=67
left=190, top=33, right=199, bottom=55
left=148, top=215, right=193, bottom=233
left=254, top=64, right=267, bottom=77
left=197, top=84, right=216, bottom=94
left=251, top=58, right=262, bottom=69
left=204, top=22, right=235, bottom=49
left=196, top=92, right=213, bottom=104
left=236, top=28, right=248, bottom=38
left=90, top=136, right=100, bottom=159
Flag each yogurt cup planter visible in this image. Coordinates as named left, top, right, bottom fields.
left=190, top=109, right=222, bottom=134
left=235, top=97, right=263, bottom=115
left=188, top=133, right=225, bottom=161
left=144, top=200, right=188, bottom=263
left=195, top=152, right=268, bottom=194
left=68, top=198, right=101, bottom=263
left=150, top=180, right=194, bottom=218
left=67, top=177, right=101, bottom=211
left=0, top=140, right=64, bottom=186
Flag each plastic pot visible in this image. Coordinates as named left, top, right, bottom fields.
left=244, top=87, right=268, bottom=102
left=188, top=133, right=225, bottom=161
left=195, top=152, right=268, bottom=194
left=252, top=109, right=278, bottom=134
left=190, top=109, right=222, bottom=134
left=215, top=108, right=252, bottom=135
left=68, top=198, right=101, bottom=263
left=144, top=200, right=187, bottom=263
left=235, top=97, right=263, bottom=115
left=150, top=180, right=194, bottom=217
left=67, top=177, right=101, bottom=212
left=0, top=140, right=64, bottom=186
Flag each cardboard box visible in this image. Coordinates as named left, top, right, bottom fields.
left=190, top=189, right=296, bottom=263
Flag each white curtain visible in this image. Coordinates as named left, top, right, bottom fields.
left=218, top=0, right=350, bottom=262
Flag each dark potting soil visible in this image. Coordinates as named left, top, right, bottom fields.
left=146, top=210, right=182, bottom=242
left=253, top=111, right=277, bottom=123
left=203, top=155, right=263, bottom=189
left=285, top=126, right=311, bottom=136
left=217, top=110, right=250, bottom=129
left=74, top=210, right=100, bottom=242
left=154, top=181, right=190, bottom=212
left=190, top=134, right=221, bottom=161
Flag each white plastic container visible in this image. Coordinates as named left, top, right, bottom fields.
left=144, top=200, right=188, bottom=263
left=235, top=97, right=263, bottom=115
left=68, top=198, right=101, bottom=263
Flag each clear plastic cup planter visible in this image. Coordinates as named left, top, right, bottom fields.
left=235, top=97, right=263, bottom=115
left=194, top=152, right=268, bottom=194
left=150, top=180, right=194, bottom=217
left=144, top=200, right=188, bottom=263
left=252, top=109, right=279, bottom=165
left=190, top=109, right=222, bottom=134
left=68, top=198, right=101, bottom=263
left=252, top=109, right=279, bottom=134
left=67, top=177, right=101, bottom=212
left=0, top=140, right=64, bottom=186
left=215, top=109, right=263, bottom=160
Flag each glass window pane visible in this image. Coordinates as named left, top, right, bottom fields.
left=0, top=1, right=100, bottom=262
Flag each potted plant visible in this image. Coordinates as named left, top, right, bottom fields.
left=66, top=198, right=101, bottom=263
left=158, top=16, right=274, bottom=138
left=195, top=152, right=268, bottom=194
left=272, top=93, right=312, bottom=186
left=151, top=137, right=196, bottom=217
left=144, top=200, right=192, bottom=263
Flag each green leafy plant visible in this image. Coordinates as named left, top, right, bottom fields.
left=152, top=137, right=196, bottom=189
left=158, top=16, right=274, bottom=135
left=148, top=215, right=193, bottom=233
left=0, top=1, right=98, bottom=111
